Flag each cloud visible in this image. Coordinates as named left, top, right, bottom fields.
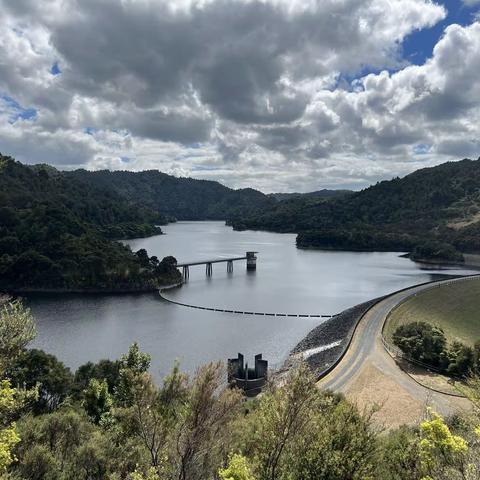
left=1, top=0, right=479, bottom=192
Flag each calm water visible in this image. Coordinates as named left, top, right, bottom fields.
left=27, top=222, right=477, bottom=380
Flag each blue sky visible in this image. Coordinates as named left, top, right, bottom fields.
left=0, top=94, right=37, bottom=123
left=403, top=0, right=479, bottom=64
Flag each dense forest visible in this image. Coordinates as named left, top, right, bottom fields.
left=1, top=300, right=480, bottom=480
left=0, top=154, right=273, bottom=291
left=230, top=158, right=480, bottom=261
left=0, top=156, right=181, bottom=291
left=268, top=189, right=352, bottom=202
left=66, top=169, right=275, bottom=221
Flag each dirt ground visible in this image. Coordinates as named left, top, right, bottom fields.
left=343, top=360, right=432, bottom=429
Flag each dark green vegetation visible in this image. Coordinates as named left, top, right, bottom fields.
left=269, top=189, right=352, bottom=202
left=67, top=168, right=274, bottom=221
left=231, top=158, right=480, bottom=261
left=2, top=301, right=480, bottom=480
left=393, top=321, right=480, bottom=378
left=0, top=154, right=273, bottom=291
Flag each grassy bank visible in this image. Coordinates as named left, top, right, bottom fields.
left=384, top=278, right=480, bottom=346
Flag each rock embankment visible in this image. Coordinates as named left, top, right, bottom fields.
left=288, top=297, right=385, bottom=379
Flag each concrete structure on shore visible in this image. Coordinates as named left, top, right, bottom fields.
left=228, top=353, right=268, bottom=397
left=176, top=252, right=257, bottom=281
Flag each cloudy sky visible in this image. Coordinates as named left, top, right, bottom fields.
left=1, top=0, right=480, bottom=192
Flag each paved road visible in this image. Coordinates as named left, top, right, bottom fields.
left=318, top=277, right=475, bottom=421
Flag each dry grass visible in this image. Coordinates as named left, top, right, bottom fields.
left=342, top=361, right=426, bottom=429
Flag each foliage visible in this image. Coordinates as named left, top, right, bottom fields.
left=219, top=454, right=256, bottom=480
left=411, top=241, right=464, bottom=263
left=66, top=168, right=275, bottom=222
left=0, top=301, right=36, bottom=374
left=375, top=426, right=423, bottom=480
left=129, top=467, right=161, bottom=480
left=4, top=335, right=480, bottom=480
left=393, top=322, right=478, bottom=377
left=0, top=422, right=19, bottom=474
left=72, top=359, right=121, bottom=398
left=393, top=322, right=447, bottom=367
left=0, top=379, right=38, bottom=475
left=82, top=379, right=113, bottom=424
left=418, top=409, right=479, bottom=479
left=0, top=156, right=184, bottom=291
left=115, top=343, right=152, bottom=407
left=231, top=157, right=480, bottom=256
left=7, top=349, right=73, bottom=413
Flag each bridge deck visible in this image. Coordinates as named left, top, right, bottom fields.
left=176, top=256, right=247, bottom=267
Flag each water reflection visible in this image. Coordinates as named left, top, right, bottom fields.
left=27, top=222, right=478, bottom=380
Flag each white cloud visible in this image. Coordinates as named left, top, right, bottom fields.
left=1, top=0, right=479, bottom=192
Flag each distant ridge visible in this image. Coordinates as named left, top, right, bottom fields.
left=231, top=157, right=480, bottom=261
left=269, top=189, right=352, bottom=202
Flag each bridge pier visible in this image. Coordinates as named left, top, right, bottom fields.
left=246, top=251, right=257, bottom=271
left=227, top=260, right=233, bottom=273
left=206, top=263, right=213, bottom=276
left=182, top=265, right=189, bottom=281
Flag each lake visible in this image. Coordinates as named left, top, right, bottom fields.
left=27, top=221, right=477, bottom=380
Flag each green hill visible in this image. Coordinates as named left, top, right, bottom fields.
left=0, top=154, right=273, bottom=291
left=66, top=169, right=274, bottom=221
left=230, top=158, right=480, bottom=260
left=269, top=189, right=352, bottom=202
left=385, top=278, right=480, bottom=347
left=0, top=156, right=181, bottom=291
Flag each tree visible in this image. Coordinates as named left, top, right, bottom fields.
left=14, top=408, right=104, bottom=480
left=419, top=409, right=473, bottom=479
left=446, top=342, right=474, bottom=377
left=286, top=399, right=377, bottom=480
left=0, top=381, right=21, bottom=474
left=0, top=301, right=36, bottom=374
left=115, top=343, right=151, bottom=407
left=82, top=379, right=113, bottom=424
left=393, top=322, right=447, bottom=366
left=116, top=363, right=188, bottom=474
left=219, top=454, right=256, bottom=480
left=0, top=301, right=37, bottom=474
left=375, top=426, right=423, bottom=480
left=173, top=362, right=243, bottom=480
left=242, top=362, right=322, bottom=480
left=73, top=359, right=121, bottom=397
left=8, top=349, right=73, bottom=413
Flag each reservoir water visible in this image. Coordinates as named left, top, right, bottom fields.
left=27, top=221, right=477, bottom=380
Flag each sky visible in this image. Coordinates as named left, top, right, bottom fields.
left=0, top=0, right=480, bottom=192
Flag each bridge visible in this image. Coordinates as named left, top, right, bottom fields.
left=176, top=251, right=257, bottom=280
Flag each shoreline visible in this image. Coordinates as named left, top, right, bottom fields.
left=9, top=285, right=169, bottom=295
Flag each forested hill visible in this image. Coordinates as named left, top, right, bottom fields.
left=0, top=156, right=173, bottom=291
left=0, top=155, right=272, bottom=291
left=269, top=189, right=352, bottom=202
left=230, top=158, right=480, bottom=260
left=66, top=169, right=275, bottom=220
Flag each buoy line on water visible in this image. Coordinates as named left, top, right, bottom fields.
left=158, top=286, right=336, bottom=318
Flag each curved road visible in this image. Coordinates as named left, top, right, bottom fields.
left=318, top=277, right=475, bottom=427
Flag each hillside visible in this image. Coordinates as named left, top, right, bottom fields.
left=269, top=189, right=352, bottom=202
left=67, top=169, right=275, bottom=221
left=0, top=155, right=272, bottom=291
left=230, top=158, right=480, bottom=259
left=384, top=278, right=480, bottom=347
